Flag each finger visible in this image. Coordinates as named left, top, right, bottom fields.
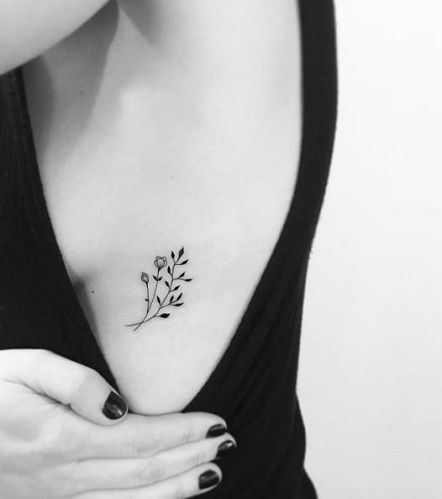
left=0, top=348, right=128, bottom=425
left=73, top=463, right=222, bottom=499
left=65, top=434, right=235, bottom=492
left=76, top=411, right=228, bottom=460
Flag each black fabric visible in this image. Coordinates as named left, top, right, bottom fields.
left=0, top=0, right=338, bottom=497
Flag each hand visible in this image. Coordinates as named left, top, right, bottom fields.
left=0, top=349, right=235, bottom=498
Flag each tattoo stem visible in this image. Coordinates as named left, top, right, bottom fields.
left=131, top=268, right=159, bottom=331
left=148, top=268, right=160, bottom=316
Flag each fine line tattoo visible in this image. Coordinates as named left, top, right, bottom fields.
left=125, top=247, right=192, bottom=332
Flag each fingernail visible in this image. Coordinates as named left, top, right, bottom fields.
left=215, top=439, right=237, bottom=459
left=199, top=470, right=221, bottom=489
left=102, top=391, right=128, bottom=420
left=206, top=423, right=227, bottom=438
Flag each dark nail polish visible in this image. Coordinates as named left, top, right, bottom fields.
left=206, top=423, right=227, bottom=438
left=199, top=470, right=221, bottom=490
left=216, top=440, right=237, bottom=459
left=102, top=391, right=128, bottom=420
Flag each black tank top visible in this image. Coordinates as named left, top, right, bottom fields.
left=0, top=1, right=337, bottom=497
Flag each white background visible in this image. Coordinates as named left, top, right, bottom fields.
left=298, top=1, right=442, bottom=498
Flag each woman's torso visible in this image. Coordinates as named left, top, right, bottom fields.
left=22, top=0, right=303, bottom=414
left=1, top=1, right=338, bottom=496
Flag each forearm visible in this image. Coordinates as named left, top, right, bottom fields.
left=0, top=0, right=109, bottom=74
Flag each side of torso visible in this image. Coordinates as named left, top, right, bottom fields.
left=22, top=0, right=303, bottom=414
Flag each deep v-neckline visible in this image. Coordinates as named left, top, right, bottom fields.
left=15, top=0, right=309, bottom=412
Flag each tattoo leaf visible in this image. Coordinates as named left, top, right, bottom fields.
left=165, top=281, right=170, bottom=288
left=172, top=285, right=180, bottom=291
left=178, top=272, right=185, bottom=278
left=184, top=278, right=192, bottom=282
left=157, top=296, right=161, bottom=305
left=178, top=247, right=184, bottom=258
left=159, top=313, right=170, bottom=318
left=167, top=266, right=172, bottom=275
left=174, top=303, right=184, bottom=307
left=176, top=292, right=183, bottom=301
left=171, top=251, right=175, bottom=259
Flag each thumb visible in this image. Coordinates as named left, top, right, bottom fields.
left=0, top=348, right=128, bottom=425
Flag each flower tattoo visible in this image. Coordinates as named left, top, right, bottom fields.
left=154, top=257, right=167, bottom=269
left=125, top=247, right=192, bottom=331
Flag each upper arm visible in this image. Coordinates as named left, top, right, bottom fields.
left=0, top=0, right=109, bottom=75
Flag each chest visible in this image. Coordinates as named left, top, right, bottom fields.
left=22, top=0, right=303, bottom=414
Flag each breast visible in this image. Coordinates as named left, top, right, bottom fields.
left=22, top=0, right=303, bottom=414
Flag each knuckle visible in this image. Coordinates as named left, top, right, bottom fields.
left=131, top=435, right=153, bottom=457
left=133, top=457, right=164, bottom=486
left=181, top=426, right=193, bottom=445
left=170, top=413, right=193, bottom=444
left=132, top=463, right=151, bottom=487
left=180, top=420, right=197, bottom=444
left=192, top=447, right=209, bottom=468
left=65, top=365, right=95, bottom=399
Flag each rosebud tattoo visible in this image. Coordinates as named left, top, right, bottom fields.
left=125, top=247, right=192, bottom=331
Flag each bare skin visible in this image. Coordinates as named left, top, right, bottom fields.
left=21, top=0, right=303, bottom=415
left=0, top=0, right=109, bottom=73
